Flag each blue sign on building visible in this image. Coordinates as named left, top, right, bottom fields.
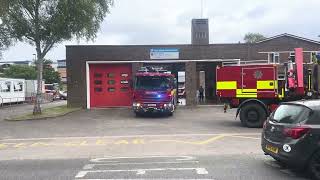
left=150, top=48, right=179, bottom=59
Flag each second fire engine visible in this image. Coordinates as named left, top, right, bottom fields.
left=216, top=48, right=320, bottom=128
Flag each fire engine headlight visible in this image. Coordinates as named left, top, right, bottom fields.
left=133, top=102, right=141, bottom=107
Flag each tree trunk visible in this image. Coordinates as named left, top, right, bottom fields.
left=33, top=49, right=43, bottom=115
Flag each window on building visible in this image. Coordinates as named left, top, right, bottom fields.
left=120, top=87, right=129, bottom=92
left=108, top=80, right=115, bottom=85
left=108, top=87, right=115, bottom=92
left=107, top=73, right=115, bottom=78
left=94, top=80, right=102, bottom=85
left=94, top=73, right=102, bottom=78
left=121, top=73, right=128, bottom=77
left=289, top=52, right=295, bottom=62
left=311, top=52, right=319, bottom=64
left=274, top=52, right=280, bottom=63
left=269, top=52, right=280, bottom=64
left=94, top=87, right=102, bottom=92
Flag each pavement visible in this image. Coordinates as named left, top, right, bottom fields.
left=0, top=106, right=312, bottom=179
left=0, top=107, right=257, bottom=139
left=0, top=100, right=67, bottom=121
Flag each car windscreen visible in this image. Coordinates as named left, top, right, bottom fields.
left=271, top=104, right=311, bottom=124
left=135, top=76, right=171, bottom=90
left=45, top=85, right=54, bottom=90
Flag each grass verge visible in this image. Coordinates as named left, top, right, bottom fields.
left=5, top=105, right=81, bottom=121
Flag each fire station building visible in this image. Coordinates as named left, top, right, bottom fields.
left=66, top=20, right=320, bottom=108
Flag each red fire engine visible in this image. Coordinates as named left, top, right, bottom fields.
left=132, top=67, right=177, bottom=116
left=216, top=48, right=320, bottom=128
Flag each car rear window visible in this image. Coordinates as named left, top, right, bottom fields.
left=271, top=104, right=311, bottom=124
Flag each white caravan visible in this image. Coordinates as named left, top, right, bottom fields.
left=0, top=78, right=25, bottom=105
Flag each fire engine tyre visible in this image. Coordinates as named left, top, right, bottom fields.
left=240, top=103, right=266, bottom=128
left=135, top=112, right=143, bottom=117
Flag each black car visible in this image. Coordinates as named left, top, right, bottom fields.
left=261, top=100, right=320, bottom=179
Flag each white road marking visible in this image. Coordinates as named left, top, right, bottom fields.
left=83, top=164, right=95, bottom=170
left=0, top=133, right=260, bottom=141
left=136, top=170, right=146, bottom=175
left=196, top=168, right=209, bottom=175
left=75, top=168, right=209, bottom=178
left=75, top=171, right=88, bottom=178
left=90, top=156, right=195, bottom=163
left=77, top=179, right=215, bottom=180
left=83, top=161, right=199, bottom=170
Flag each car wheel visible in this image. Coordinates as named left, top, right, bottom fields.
left=240, top=102, right=266, bottom=128
left=309, top=151, right=320, bottom=180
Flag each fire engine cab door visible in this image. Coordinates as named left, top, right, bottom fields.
left=241, top=67, right=277, bottom=96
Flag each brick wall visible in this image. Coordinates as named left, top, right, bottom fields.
left=66, top=36, right=320, bottom=107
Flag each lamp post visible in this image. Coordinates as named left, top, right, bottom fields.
left=33, top=54, right=36, bottom=63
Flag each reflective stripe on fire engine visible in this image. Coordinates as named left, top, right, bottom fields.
left=241, top=89, right=257, bottom=93
left=217, top=81, right=237, bottom=90
left=236, top=89, right=257, bottom=98
left=278, top=88, right=285, bottom=99
left=257, top=80, right=277, bottom=90
left=217, top=80, right=281, bottom=99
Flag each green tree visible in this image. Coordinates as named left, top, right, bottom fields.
left=0, top=0, right=113, bottom=114
left=2, top=60, right=61, bottom=84
left=0, top=18, right=11, bottom=60
left=2, top=65, right=37, bottom=79
left=43, top=60, right=61, bottom=84
left=244, top=33, right=267, bottom=43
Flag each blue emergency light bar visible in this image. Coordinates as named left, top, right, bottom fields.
left=138, top=66, right=168, bottom=73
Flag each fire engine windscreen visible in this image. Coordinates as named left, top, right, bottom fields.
left=135, top=76, right=171, bottom=90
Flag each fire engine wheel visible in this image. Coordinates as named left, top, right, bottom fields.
left=240, top=103, right=266, bottom=128
left=135, top=112, right=143, bottom=117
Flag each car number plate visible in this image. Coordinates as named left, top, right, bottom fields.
left=266, top=144, right=278, bottom=154
left=147, top=104, right=156, bottom=107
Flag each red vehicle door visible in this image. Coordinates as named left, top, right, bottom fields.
left=241, top=66, right=277, bottom=98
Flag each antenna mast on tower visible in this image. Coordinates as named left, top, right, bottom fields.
left=201, top=0, right=204, bottom=18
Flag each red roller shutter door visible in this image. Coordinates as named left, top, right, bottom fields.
left=89, top=64, right=133, bottom=107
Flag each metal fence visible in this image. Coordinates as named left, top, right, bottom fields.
left=0, top=95, right=25, bottom=107
left=25, top=93, right=54, bottom=104
left=0, top=93, right=54, bottom=107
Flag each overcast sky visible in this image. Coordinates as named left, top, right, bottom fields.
left=2, top=0, right=320, bottom=61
